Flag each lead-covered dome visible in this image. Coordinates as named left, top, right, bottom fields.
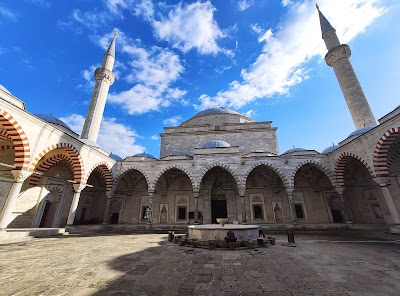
left=282, top=148, right=306, bottom=155
left=133, top=152, right=157, bottom=159
left=193, top=107, right=241, bottom=118
left=321, top=144, right=340, bottom=154
left=202, top=140, right=231, bottom=148
left=347, top=126, right=375, bottom=138
left=34, top=114, right=72, bottom=130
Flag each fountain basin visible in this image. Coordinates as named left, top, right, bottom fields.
left=188, top=224, right=259, bottom=242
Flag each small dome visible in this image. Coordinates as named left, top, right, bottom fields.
left=282, top=148, right=306, bottom=154
left=34, top=114, right=71, bottom=130
left=347, top=126, right=375, bottom=138
left=169, top=151, right=188, bottom=156
left=109, top=153, right=123, bottom=161
left=321, top=145, right=340, bottom=154
left=133, top=152, right=157, bottom=159
left=193, top=107, right=241, bottom=118
left=202, top=140, right=231, bottom=148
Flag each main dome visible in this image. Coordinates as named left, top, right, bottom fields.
left=193, top=107, right=241, bottom=118
left=202, top=140, right=231, bottom=148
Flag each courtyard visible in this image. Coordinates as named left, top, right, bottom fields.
left=0, top=230, right=399, bottom=296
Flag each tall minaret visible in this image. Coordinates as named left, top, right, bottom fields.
left=81, top=33, right=116, bottom=143
left=317, top=5, right=376, bottom=129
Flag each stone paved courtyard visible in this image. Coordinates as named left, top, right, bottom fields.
left=0, top=231, right=400, bottom=296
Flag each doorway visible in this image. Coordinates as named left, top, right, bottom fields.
left=211, top=199, right=227, bottom=224
left=39, top=201, right=57, bottom=228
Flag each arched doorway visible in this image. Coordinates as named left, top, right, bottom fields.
left=293, top=164, right=337, bottom=223
left=112, top=169, right=148, bottom=224
left=245, top=165, right=288, bottom=224
left=154, top=168, right=193, bottom=224
left=200, top=167, right=239, bottom=224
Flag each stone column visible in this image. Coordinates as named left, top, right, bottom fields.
left=66, top=184, right=86, bottom=226
left=374, top=178, right=400, bottom=225
left=334, top=187, right=352, bottom=223
left=102, top=190, right=113, bottom=224
left=0, top=170, right=33, bottom=229
left=286, top=188, right=298, bottom=224
left=147, top=191, right=155, bottom=224
left=193, top=191, right=200, bottom=224
left=239, top=192, right=247, bottom=224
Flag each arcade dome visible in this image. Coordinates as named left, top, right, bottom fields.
left=34, top=114, right=72, bottom=130
left=193, top=107, right=241, bottom=118
left=133, top=152, right=157, bottom=159
left=202, top=140, right=231, bottom=148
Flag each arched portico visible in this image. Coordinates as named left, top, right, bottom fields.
left=293, top=163, right=341, bottom=224
left=111, top=169, right=149, bottom=224
left=199, top=166, right=240, bottom=224
left=244, top=164, right=289, bottom=224
left=335, top=154, right=388, bottom=224
left=152, top=168, right=194, bottom=224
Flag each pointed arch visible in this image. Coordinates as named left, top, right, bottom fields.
left=242, top=162, right=290, bottom=188
left=0, top=109, right=30, bottom=169
left=113, top=166, right=150, bottom=192
left=335, top=152, right=374, bottom=186
left=85, top=162, right=113, bottom=191
left=373, top=127, right=400, bottom=176
left=198, top=163, right=241, bottom=191
left=151, top=165, right=195, bottom=192
left=29, top=154, right=75, bottom=185
left=290, top=160, right=337, bottom=188
left=29, top=143, right=84, bottom=184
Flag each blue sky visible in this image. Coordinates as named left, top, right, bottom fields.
left=0, top=0, right=399, bottom=158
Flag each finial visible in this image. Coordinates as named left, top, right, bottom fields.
left=332, top=142, right=335, bottom=146
left=316, top=3, right=319, bottom=10
left=114, top=31, right=117, bottom=39
left=293, top=145, right=295, bottom=149
left=50, top=112, right=53, bottom=117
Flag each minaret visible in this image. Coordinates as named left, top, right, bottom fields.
left=81, top=33, right=116, bottom=143
left=317, top=5, right=376, bottom=129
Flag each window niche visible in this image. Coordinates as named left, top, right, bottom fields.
left=175, top=195, right=189, bottom=223
left=249, top=193, right=266, bottom=222
left=292, top=192, right=308, bottom=221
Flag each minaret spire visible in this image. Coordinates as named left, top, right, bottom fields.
left=317, top=6, right=376, bottom=129
left=81, top=34, right=116, bottom=144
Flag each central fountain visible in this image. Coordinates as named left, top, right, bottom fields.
left=187, top=218, right=259, bottom=247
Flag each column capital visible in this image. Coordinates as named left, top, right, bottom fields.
left=105, top=190, right=113, bottom=199
left=193, top=191, right=200, bottom=198
left=334, top=187, right=345, bottom=195
left=373, top=177, right=391, bottom=187
left=148, top=190, right=155, bottom=195
left=72, top=183, right=86, bottom=193
left=285, top=187, right=294, bottom=195
left=11, top=170, right=32, bottom=183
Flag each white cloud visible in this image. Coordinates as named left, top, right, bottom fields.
left=25, top=0, right=51, bottom=7
left=60, top=114, right=144, bottom=158
left=0, top=6, right=18, bottom=22
left=99, top=30, right=186, bottom=114
left=106, top=0, right=131, bottom=15
left=162, top=115, right=182, bottom=126
left=152, top=1, right=230, bottom=55
left=238, top=0, right=253, bottom=11
left=151, top=135, right=159, bottom=140
left=196, top=0, right=386, bottom=110
left=78, top=65, right=97, bottom=91
left=71, top=9, right=111, bottom=30
left=281, top=0, right=293, bottom=7
left=243, top=109, right=255, bottom=118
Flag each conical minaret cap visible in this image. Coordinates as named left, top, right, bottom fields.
left=105, top=32, right=117, bottom=58
left=316, top=4, right=335, bottom=37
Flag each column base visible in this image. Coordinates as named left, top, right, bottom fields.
left=389, top=225, right=400, bottom=234
left=241, top=222, right=247, bottom=225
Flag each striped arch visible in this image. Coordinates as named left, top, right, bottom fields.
left=0, top=109, right=30, bottom=170
left=113, top=166, right=150, bottom=192
left=0, top=129, right=9, bottom=141
left=242, top=162, right=290, bottom=188
left=151, top=165, right=195, bottom=192
left=29, top=154, right=75, bottom=185
left=290, top=160, right=337, bottom=188
left=29, top=143, right=84, bottom=184
left=197, top=163, right=241, bottom=191
left=85, top=162, right=113, bottom=191
left=335, top=152, right=374, bottom=187
left=373, top=127, right=400, bottom=176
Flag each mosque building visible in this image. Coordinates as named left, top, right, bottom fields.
left=0, top=7, right=399, bottom=233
